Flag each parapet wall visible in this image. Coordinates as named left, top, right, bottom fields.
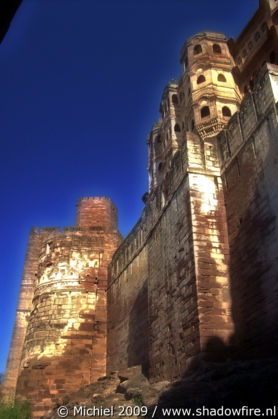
left=218, top=63, right=278, bottom=354
left=218, top=64, right=278, bottom=168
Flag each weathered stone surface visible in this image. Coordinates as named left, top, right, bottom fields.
left=108, top=64, right=278, bottom=383
left=219, top=66, right=278, bottom=356
left=4, top=198, right=122, bottom=417
left=4, top=2, right=278, bottom=416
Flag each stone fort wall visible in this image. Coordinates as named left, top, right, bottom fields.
left=218, top=63, right=278, bottom=355
left=107, top=124, right=233, bottom=381
left=107, top=64, right=278, bottom=381
left=3, top=198, right=122, bottom=418
left=3, top=1, right=278, bottom=413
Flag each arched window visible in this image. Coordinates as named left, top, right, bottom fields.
left=158, top=162, right=163, bottom=172
left=197, top=75, right=206, bottom=84
left=201, top=106, right=210, bottom=118
left=174, top=123, right=181, bottom=132
left=172, top=94, right=178, bottom=105
left=194, top=44, right=202, bottom=55
left=218, top=74, right=226, bottom=82
left=191, top=120, right=195, bottom=131
left=154, top=135, right=162, bottom=156
left=213, top=44, right=222, bottom=54
left=222, top=106, right=231, bottom=117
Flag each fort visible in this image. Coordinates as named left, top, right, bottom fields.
left=3, top=0, right=278, bottom=417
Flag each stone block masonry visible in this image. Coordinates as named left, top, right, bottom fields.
left=218, top=64, right=278, bottom=355
left=4, top=1, right=278, bottom=414
left=3, top=197, right=122, bottom=418
left=108, top=133, right=233, bottom=381
left=107, top=65, right=278, bottom=382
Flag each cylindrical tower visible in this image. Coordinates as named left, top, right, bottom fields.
left=180, top=31, right=242, bottom=139
left=12, top=198, right=122, bottom=418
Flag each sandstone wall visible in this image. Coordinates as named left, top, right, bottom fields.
left=108, top=126, right=234, bottom=380
left=218, top=64, right=278, bottom=354
left=76, top=196, right=118, bottom=231
left=4, top=198, right=122, bottom=418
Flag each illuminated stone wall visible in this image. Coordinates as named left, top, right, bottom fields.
left=108, top=126, right=234, bottom=380
left=4, top=198, right=122, bottom=418
left=4, top=1, right=278, bottom=411
left=107, top=66, right=278, bottom=381
left=218, top=64, right=278, bottom=355
left=229, top=0, right=278, bottom=93
left=108, top=29, right=240, bottom=382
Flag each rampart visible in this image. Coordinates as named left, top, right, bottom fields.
left=218, top=63, right=278, bottom=354
left=107, top=64, right=278, bottom=382
left=108, top=119, right=233, bottom=381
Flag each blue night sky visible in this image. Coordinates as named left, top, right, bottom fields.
left=0, top=0, right=257, bottom=374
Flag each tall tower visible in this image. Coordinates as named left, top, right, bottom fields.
left=180, top=31, right=241, bottom=139
left=4, top=197, right=122, bottom=418
left=229, top=0, right=278, bottom=93
left=109, top=31, right=240, bottom=381
left=147, top=81, right=181, bottom=194
left=148, top=32, right=241, bottom=193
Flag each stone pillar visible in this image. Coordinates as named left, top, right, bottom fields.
left=187, top=133, right=234, bottom=359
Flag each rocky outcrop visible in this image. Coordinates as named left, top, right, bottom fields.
left=50, top=359, right=278, bottom=419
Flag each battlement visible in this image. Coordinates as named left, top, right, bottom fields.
left=76, top=196, right=118, bottom=231
left=218, top=63, right=278, bottom=171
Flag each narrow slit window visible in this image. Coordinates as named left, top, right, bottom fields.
left=174, top=123, right=181, bottom=132
left=172, top=94, right=178, bottom=105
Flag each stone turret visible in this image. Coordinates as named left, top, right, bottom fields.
left=180, top=31, right=241, bottom=139
left=3, top=198, right=122, bottom=418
